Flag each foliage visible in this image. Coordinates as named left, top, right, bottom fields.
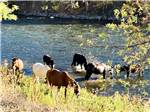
left=1, top=66, right=150, bottom=111
left=106, top=0, right=150, bottom=68
left=40, top=1, right=117, bottom=16
left=0, top=2, right=18, bottom=21
left=16, top=76, right=149, bottom=112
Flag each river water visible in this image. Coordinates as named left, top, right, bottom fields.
left=1, top=18, right=150, bottom=97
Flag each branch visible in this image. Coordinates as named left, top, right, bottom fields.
left=95, top=41, right=150, bottom=49
left=128, top=40, right=150, bottom=48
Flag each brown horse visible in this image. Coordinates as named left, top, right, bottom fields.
left=11, top=57, right=24, bottom=83
left=129, top=64, right=144, bottom=77
left=114, top=64, right=144, bottom=78
left=46, top=69, right=80, bottom=98
left=12, top=57, right=24, bottom=74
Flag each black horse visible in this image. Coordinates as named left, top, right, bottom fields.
left=71, top=53, right=87, bottom=69
left=43, top=54, right=54, bottom=69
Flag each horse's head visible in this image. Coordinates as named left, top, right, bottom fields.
left=109, top=66, right=114, bottom=75
left=104, top=65, right=114, bottom=77
left=130, top=64, right=143, bottom=73
left=113, top=64, right=121, bottom=74
left=84, top=63, right=97, bottom=80
left=135, top=64, right=141, bottom=68
left=12, top=57, right=19, bottom=70
left=74, top=81, right=80, bottom=97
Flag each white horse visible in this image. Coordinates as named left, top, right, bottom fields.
left=32, top=63, right=51, bottom=83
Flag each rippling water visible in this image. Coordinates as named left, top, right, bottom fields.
left=1, top=18, right=123, bottom=72
left=1, top=18, right=150, bottom=96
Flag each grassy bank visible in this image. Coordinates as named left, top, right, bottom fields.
left=0, top=66, right=150, bottom=112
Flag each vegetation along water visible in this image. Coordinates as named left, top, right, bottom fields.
left=0, top=1, right=150, bottom=112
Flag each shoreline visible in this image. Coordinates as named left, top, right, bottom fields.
left=2, top=14, right=119, bottom=25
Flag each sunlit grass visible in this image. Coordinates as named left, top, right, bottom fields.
left=1, top=66, right=150, bottom=112
left=16, top=77, right=150, bottom=111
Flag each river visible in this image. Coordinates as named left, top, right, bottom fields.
left=1, top=17, right=150, bottom=97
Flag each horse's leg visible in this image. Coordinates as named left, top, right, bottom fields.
left=72, top=61, right=76, bottom=66
left=13, top=68, right=15, bottom=75
left=44, top=77, right=47, bottom=84
left=141, top=70, right=144, bottom=77
left=57, top=86, right=61, bottom=92
left=12, top=69, right=17, bottom=85
left=140, top=69, right=144, bottom=77
left=32, top=72, right=38, bottom=84
left=16, top=70, right=21, bottom=84
left=80, top=64, right=82, bottom=69
left=50, top=85, right=53, bottom=97
left=65, top=87, right=67, bottom=99
left=103, top=70, right=106, bottom=79
left=55, top=86, right=61, bottom=98
left=85, top=72, right=92, bottom=80
left=110, top=73, right=113, bottom=79
left=126, top=71, right=130, bottom=79
left=50, top=61, right=53, bottom=69
left=51, top=63, right=53, bottom=69
left=16, top=71, right=19, bottom=84
left=32, top=73, right=36, bottom=84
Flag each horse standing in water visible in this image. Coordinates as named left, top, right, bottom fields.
left=71, top=53, right=87, bottom=69
left=114, top=64, right=144, bottom=78
left=71, top=53, right=87, bottom=73
left=43, top=54, right=54, bottom=69
left=85, top=63, right=113, bottom=80
left=46, top=69, right=80, bottom=98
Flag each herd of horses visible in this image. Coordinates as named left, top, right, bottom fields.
left=3, top=53, right=144, bottom=97
left=71, top=53, right=144, bottom=79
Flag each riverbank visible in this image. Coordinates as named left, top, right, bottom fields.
left=0, top=66, right=150, bottom=112
left=8, top=1, right=123, bottom=23
left=17, top=13, right=117, bottom=22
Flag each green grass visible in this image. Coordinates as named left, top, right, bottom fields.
left=14, top=76, right=150, bottom=112
left=1, top=66, right=150, bottom=112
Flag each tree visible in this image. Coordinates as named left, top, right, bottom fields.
left=106, top=0, right=150, bottom=68
left=0, top=2, right=18, bottom=21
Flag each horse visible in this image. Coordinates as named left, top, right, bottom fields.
left=32, top=63, right=51, bottom=82
left=11, top=57, right=24, bottom=83
left=71, top=53, right=87, bottom=69
left=114, top=64, right=144, bottom=78
left=84, top=63, right=113, bottom=80
left=43, top=54, right=54, bottom=69
left=46, top=69, right=80, bottom=98
left=12, top=57, right=24, bottom=74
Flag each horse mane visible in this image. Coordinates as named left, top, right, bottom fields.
left=62, top=71, right=79, bottom=87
